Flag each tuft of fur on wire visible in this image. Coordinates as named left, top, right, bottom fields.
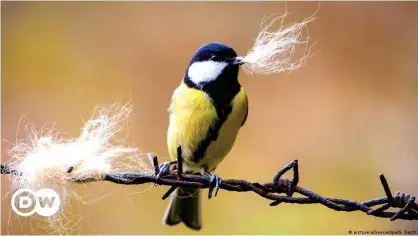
left=4, top=103, right=150, bottom=232
left=6, top=103, right=149, bottom=190
left=241, top=10, right=317, bottom=75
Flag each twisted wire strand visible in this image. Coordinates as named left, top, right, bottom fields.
left=1, top=146, right=417, bottom=221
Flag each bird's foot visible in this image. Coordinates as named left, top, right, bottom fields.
left=205, top=173, right=222, bottom=199
left=156, top=161, right=175, bottom=179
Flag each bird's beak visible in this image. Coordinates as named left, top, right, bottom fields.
left=227, top=57, right=245, bottom=65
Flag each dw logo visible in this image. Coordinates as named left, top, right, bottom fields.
left=11, top=188, right=61, bottom=217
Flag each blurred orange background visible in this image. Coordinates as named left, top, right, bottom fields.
left=2, top=1, right=418, bottom=235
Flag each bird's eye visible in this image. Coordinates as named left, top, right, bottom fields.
left=211, top=55, right=218, bottom=61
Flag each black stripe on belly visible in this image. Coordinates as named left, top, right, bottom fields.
left=184, top=67, right=241, bottom=163
left=192, top=103, right=233, bottom=162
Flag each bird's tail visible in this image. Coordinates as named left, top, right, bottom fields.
left=163, top=187, right=202, bottom=231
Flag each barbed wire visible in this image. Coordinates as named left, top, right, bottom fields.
left=1, top=146, right=417, bottom=221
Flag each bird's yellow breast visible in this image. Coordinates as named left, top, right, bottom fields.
left=167, top=82, right=248, bottom=173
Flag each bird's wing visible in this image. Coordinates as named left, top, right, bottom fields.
left=241, top=104, right=248, bottom=127
left=240, top=88, right=249, bottom=127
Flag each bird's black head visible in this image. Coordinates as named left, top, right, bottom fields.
left=184, top=42, right=245, bottom=89
left=189, top=42, right=243, bottom=66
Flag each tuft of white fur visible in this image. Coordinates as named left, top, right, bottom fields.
left=241, top=9, right=318, bottom=75
left=188, top=61, right=228, bottom=86
left=4, top=103, right=151, bottom=233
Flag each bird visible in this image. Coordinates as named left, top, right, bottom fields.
left=162, top=42, right=249, bottom=230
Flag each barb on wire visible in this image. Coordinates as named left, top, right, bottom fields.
left=1, top=146, right=417, bottom=221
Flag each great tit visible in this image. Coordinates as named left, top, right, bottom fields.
left=163, top=42, right=248, bottom=230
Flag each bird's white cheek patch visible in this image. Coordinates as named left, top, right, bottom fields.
left=187, top=61, right=228, bottom=85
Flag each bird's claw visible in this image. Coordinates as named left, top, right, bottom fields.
left=206, top=173, right=222, bottom=199
left=156, top=162, right=172, bottom=179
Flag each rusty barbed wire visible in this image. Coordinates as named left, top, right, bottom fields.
left=1, top=146, right=417, bottom=221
